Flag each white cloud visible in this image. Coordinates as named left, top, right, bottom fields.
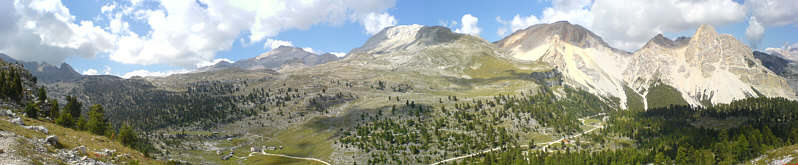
left=765, top=43, right=798, bottom=62
left=195, top=58, right=233, bottom=68
left=0, top=0, right=116, bottom=65
left=746, top=16, right=765, bottom=49
left=496, top=14, right=541, bottom=36
left=497, top=0, right=747, bottom=51
left=264, top=39, right=293, bottom=49
left=4, top=0, right=397, bottom=68
left=121, top=69, right=191, bottom=79
left=82, top=69, right=99, bottom=75
left=302, top=47, right=316, bottom=53
left=454, top=14, right=481, bottom=36
left=495, top=0, right=589, bottom=37
left=330, top=52, right=347, bottom=57
left=236, top=0, right=397, bottom=42
left=361, top=12, right=397, bottom=35
left=590, top=0, right=746, bottom=51
left=746, top=0, right=798, bottom=27
left=100, top=4, right=116, bottom=14
left=103, top=65, right=111, bottom=74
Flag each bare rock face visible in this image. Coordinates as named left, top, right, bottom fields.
left=631, top=24, right=794, bottom=105
left=500, top=22, right=796, bottom=109
left=754, top=51, right=798, bottom=97
left=498, top=21, right=633, bottom=108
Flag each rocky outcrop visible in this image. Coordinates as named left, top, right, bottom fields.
left=528, top=69, right=563, bottom=87
left=499, top=22, right=796, bottom=108
left=753, top=51, right=798, bottom=96
left=631, top=24, right=794, bottom=105
left=498, top=21, right=633, bottom=107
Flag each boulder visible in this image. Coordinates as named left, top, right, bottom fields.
left=45, top=135, right=58, bottom=146
left=221, top=153, right=233, bottom=160
left=24, top=126, right=48, bottom=134
left=2, top=109, right=12, bottom=117
left=9, top=117, right=23, bottom=125
left=75, top=146, right=87, bottom=155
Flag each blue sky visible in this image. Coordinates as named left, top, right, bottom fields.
left=1, top=0, right=797, bottom=78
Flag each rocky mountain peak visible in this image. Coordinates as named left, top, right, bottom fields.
left=256, top=46, right=313, bottom=60
left=643, top=34, right=690, bottom=49
left=350, top=24, right=463, bottom=54
left=693, top=24, right=718, bottom=41
left=495, top=21, right=611, bottom=53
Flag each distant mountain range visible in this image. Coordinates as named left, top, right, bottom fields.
left=0, top=54, right=81, bottom=83
left=4, top=21, right=797, bottom=111
left=199, top=46, right=340, bottom=72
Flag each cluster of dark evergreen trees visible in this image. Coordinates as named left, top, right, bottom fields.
left=338, top=86, right=610, bottom=164
left=0, top=65, right=26, bottom=101
left=469, top=97, right=798, bottom=164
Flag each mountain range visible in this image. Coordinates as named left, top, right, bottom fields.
left=5, top=21, right=798, bottom=164
left=199, top=46, right=340, bottom=72
left=8, top=21, right=797, bottom=110
left=0, top=54, right=81, bottom=83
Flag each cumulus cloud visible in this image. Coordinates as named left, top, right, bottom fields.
left=746, top=0, right=798, bottom=27
left=746, top=16, right=765, bottom=49
left=496, top=0, right=589, bottom=36
left=496, top=14, right=541, bottom=36
left=121, top=69, right=191, bottom=79
left=454, top=14, right=482, bottom=36
left=498, top=0, right=747, bottom=51
left=82, top=69, right=99, bottom=75
left=765, top=43, right=798, bottom=62
left=111, top=0, right=397, bottom=67
left=591, top=0, right=746, bottom=50
left=3, top=0, right=397, bottom=68
left=234, top=0, right=397, bottom=42
left=361, top=12, right=397, bottom=35
left=264, top=39, right=293, bottom=49
left=0, top=0, right=116, bottom=65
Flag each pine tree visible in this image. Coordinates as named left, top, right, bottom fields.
left=0, top=71, right=6, bottom=98
left=49, top=99, right=59, bottom=119
left=25, top=103, right=38, bottom=119
left=86, top=104, right=109, bottom=136
left=37, top=87, right=46, bottom=103
left=77, top=116, right=87, bottom=130
left=65, top=96, right=82, bottom=121
left=119, top=123, right=137, bottom=146
left=11, top=68, right=22, bottom=101
left=55, top=109, right=74, bottom=128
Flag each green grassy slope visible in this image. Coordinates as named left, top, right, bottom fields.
left=645, top=83, right=688, bottom=109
